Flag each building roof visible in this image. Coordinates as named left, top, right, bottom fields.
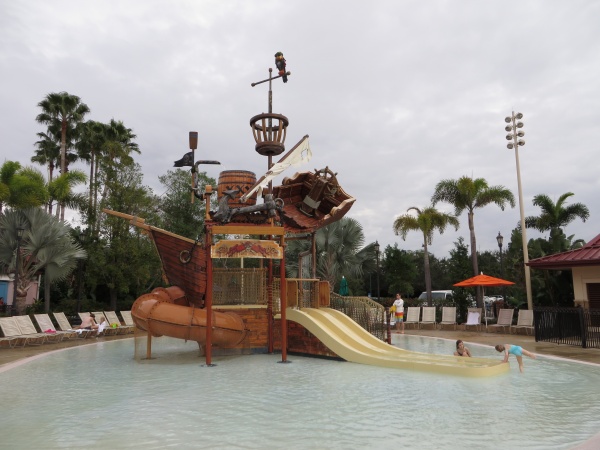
left=527, top=233, right=600, bottom=269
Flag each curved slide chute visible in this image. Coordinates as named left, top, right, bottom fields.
left=132, top=286, right=247, bottom=348
left=286, top=308, right=508, bottom=377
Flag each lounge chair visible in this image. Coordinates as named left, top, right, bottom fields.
left=439, top=306, right=457, bottom=330
left=489, top=308, right=514, bottom=333
left=34, top=314, right=78, bottom=341
left=104, top=311, right=133, bottom=334
left=511, top=309, right=534, bottom=336
left=0, top=317, right=28, bottom=348
left=464, top=308, right=483, bottom=331
left=120, top=311, right=137, bottom=331
left=419, top=307, right=436, bottom=329
left=53, top=312, right=95, bottom=338
left=404, top=307, right=420, bottom=329
left=13, top=316, right=50, bottom=345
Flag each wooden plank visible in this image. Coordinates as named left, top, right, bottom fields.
left=211, top=225, right=285, bottom=236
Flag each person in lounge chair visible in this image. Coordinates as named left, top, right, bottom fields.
left=454, top=340, right=471, bottom=357
left=495, top=344, right=536, bottom=373
left=78, top=313, right=97, bottom=330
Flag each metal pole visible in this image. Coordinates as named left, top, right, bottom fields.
left=514, top=142, right=533, bottom=310
left=506, top=111, right=533, bottom=310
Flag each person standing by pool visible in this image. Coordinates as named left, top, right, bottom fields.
left=392, top=293, right=404, bottom=334
left=454, top=340, right=471, bottom=357
left=495, top=344, right=536, bottom=373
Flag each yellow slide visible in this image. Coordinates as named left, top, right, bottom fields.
left=286, top=308, right=508, bottom=377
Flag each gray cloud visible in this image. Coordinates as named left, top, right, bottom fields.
left=1, top=0, right=598, bottom=262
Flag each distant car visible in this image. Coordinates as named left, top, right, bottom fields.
left=417, top=290, right=454, bottom=303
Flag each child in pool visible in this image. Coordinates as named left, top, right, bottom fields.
left=495, top=344, right=536, bottom=373
left=454, top=339, right=471, bottom=357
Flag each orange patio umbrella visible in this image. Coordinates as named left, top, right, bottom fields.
left=453, top=273, right=515, bottom=287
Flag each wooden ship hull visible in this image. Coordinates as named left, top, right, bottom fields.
left=272, top=169, right=356, bottom=234
left=104, top=210, right=247, bottom=348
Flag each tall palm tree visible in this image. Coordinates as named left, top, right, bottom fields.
left=36, top=92, right=89, bottom=218
left=0, top=207, right=86, bottom=313
left=525, top=192, right=589, bottom=254
left=0, top=161, right=49, bottom=213
left=76, top=120, right=106, bottom=220
left=432, top=176, right=515, bottom=307
left=393, top=206, right=459, bottom=305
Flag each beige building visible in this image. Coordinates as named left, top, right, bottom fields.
left=528, top=233, right=600, bottom=309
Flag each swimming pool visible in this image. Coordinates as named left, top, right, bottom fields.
left=1, top=335, right=599, bottom=449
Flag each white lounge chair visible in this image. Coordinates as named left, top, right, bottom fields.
left=13, top=316, right=50, bottom=345
left=34, top=314, right=77, bottom=341
left=120, top=311, right=137, bottom=330
left=0, top=317, right=28, bottom=348
left=404, top=307, right=420, bottom=329
left=511, top=309, right=534, bottom=336
left=489, top=309, right=514, bottom=333
left=91, top=312, right=118, bottom=336
left=464, top=308, right=483, bottom=331
left=439, top=306, right=457, bottom=330
left=104, top=311, right=133, bottom=334
left=419, top=307, right=436, bottom=329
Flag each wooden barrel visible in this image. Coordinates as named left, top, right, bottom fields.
left=217, top=170, right=257, bottom=208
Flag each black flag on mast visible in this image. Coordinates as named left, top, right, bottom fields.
left=173, top=152, right=194, bottom=167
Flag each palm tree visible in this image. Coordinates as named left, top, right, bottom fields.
left=393, top=206, right=459, bottom=306
left=48, top=170, right=88, bottom=220
left=0, top=161, right=49, bottom=213
left=0, top=208, right=86, bottom=313
left=76, top=120, right=106, bottom=220
left=432, top=176, right=515, bottom=308
left=286, top=217, right=372, bottom=291
left=96, top=119, right=140, bottom=215
left=36, top=92, right=89, bottom=218
left=525, top=192, right=589, bottom=253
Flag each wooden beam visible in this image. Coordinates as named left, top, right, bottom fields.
left=211, top=225, right=285, bottom=236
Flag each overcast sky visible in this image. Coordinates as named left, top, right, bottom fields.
left=2, top=1, right=598, bottom=259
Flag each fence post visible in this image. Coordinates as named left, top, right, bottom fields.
left=578, top=307, right=587, bottom=349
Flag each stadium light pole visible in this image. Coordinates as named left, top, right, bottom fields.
left=505, top=111, right=533, bottom=310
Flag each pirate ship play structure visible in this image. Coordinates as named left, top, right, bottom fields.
left=106, top=59, right=508, bottom=377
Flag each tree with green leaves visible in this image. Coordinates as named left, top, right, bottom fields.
left=432, top=176, right=515, bottom=308
left=47, top=170, right=88, bottom=218
left=86, top=163, right=162, bottom=310
left=36, top=92, right=89, bottom=219
left=0, top=208, right=86, bottom=314
left=381, top=244, right=417, bottom=297
left=0, top=161, right=49, bottom=213
left=392, top=206, right=459, bottom=306
left=525, top=192, right=589, bottom=254
left=157, top=169, right=216, bottom=239
left=286, top=217, right=374, bottom=293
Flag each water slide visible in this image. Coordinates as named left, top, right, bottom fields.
left=286, top=307, right=509, bottom=377
left=131, top=286, right=247, bottom=348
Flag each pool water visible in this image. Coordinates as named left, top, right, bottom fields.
left=1, top=335, right=599, bottom=449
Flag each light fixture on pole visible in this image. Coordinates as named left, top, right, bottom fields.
left=11, top=226, right=25, bottom=316
left=505, top=111, right=533, bottom=310
left=496, top=231, right=505, bottom=301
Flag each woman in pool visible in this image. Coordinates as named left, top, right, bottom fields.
left=495, top=344, right=536, bottom=373
left=454, top=340, right=471, bottom=357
